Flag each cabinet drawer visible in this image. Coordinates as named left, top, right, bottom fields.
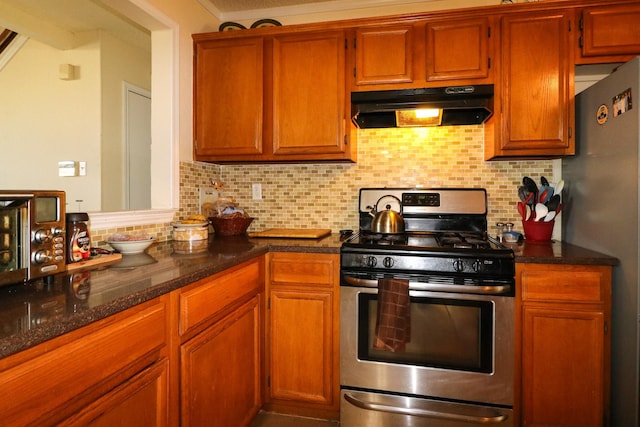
left=520, top=265, right=608, bottom=304
left=270, top=252, right=338, bottom=287
left=0, top=298, right=167, bottom=426
left=179, top=258, right=263, bottom=336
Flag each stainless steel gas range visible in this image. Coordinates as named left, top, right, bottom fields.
left=340, top=188, right=515, bottom=427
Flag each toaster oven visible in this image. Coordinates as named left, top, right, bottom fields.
left=0, top=191, right=66, bottom=286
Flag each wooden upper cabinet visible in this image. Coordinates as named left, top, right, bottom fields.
left=425, top=16, right=492, bottom=83
left=486, top=10, right=574, bottom=160
left=193, top=30, right=354, bottom=163
left=271, top=30, right=351, bottom=160
left=193, top=37, right=264, bottom=158
left=351, top=17, right=492, bottom=91
left=353, top=24, right=415, bottom=89
left=577, top=3, right=640, bottom=64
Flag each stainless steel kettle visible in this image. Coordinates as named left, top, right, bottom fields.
left=370, top=196, right=405, bottom=234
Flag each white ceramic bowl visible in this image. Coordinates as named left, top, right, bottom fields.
left=107, top=237, right=155, bottom=254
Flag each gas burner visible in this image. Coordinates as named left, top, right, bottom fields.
left=359, top=231, right=407, bottom=246
left=436, top=232, right=492, bottom=250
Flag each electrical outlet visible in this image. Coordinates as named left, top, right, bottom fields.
left=252, top=183, right=262, bottom=200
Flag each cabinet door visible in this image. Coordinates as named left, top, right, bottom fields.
left=353, top=24, right=415, bottom=88
left=60, top=359, right=169, bottom=427
left=266, top=252, right=340, bottom=419
left=425, top=17, right=491, bottom=83
left=193, top=37, right=264, bottom=158
left=271, top=31, right=350, bottom=160
left=269, top=288, right=333, bottom=405
left=180, top=296, right=262, bottom=427
left=487, top=11, right=574, bottom=159
left=521, top=307, right=605, bottom=427
left=578, top=3, right=640, bottom=63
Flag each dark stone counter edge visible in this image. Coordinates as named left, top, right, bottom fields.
left=0, top=241, right=342, bottom=360
left=0, top=238, right=617, bottom=360
left=509, top=240, right=619, bottom=266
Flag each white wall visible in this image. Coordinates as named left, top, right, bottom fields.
left=0, top=36, right=102, bottom=211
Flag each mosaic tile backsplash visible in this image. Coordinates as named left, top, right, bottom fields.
left=185, top=126, right=553, bottom=238
left=93, top=126, right=554, bottom=242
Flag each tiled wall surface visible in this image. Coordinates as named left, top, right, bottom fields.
left=93, top=126, right=553, bottom=243
left=208, top=126, right=553, bottom=237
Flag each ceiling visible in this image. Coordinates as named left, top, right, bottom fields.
left=0, top=0, right=149, bottom=50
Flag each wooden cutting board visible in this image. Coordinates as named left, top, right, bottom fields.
left=66, top=253, right=123, bottom=272
left=248, top=228, right=331, bottom=239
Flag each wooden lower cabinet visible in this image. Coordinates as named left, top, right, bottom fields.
left=180, top=296, right=262, bottom=427
left=516, top=263, right=611, bottom=427
left=264, top=252, right=340, bottom=420
left=176, top=257, right=265, bottom=427
left=60, top=358, right=169, bottom=426
left=0, top=297, right=169, bottom=426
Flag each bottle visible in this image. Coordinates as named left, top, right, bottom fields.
left=66, top=212, right=91, bottom=263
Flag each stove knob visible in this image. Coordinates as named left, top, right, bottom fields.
left=472, top=259, right=483, bottom=272
left=453, top=259, right=464, bottom=272
left=383, top=257, right=394, bottom=268
left=365, top=256, right=377, bottom=268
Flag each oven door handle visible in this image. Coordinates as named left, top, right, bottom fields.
left=342, top=275, right=511, bottom=295
left=344, top=392, right=508, bottom=424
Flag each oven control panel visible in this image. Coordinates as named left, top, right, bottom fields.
left=341, top=251, right=514, bottom=277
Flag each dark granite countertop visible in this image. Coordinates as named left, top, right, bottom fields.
left=0, top=233, right=615, bottom=360
left=508, top=240, right=619, bottom=266
left=0, top=234, right=342, bottom=360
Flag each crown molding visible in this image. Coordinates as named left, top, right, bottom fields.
left=198, top=0, right=440, bottom=22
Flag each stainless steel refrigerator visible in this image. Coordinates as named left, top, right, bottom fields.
left=563, top=56, right=640, bottom=427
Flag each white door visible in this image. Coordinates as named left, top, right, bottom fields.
left=124, top=83, right=151, bottom=210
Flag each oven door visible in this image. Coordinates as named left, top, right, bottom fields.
left=340, top=284, right=514, bottom=407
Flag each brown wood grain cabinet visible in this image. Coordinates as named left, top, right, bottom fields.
left=193, top=37, right=264, bottom=157
left=60, top=358, right=169, bottom=426
left=424, top=16, right=493, bottom=84
left=0, top=297, right=169, bottom=426
left=352, top=23, right=417, bottom=90
left=351, top=16, right=493, bottom=91
left=271, top=31, right=351, bottom=160
left=193, top=30, right=354, bottom=163
left=264, top=252, right=340, bottom=420
left=0, top=257, right=266, bottom=427
left=486, top=10, right=575, bottom=160
left=516, top=263, right=611, bottom=427
left=577, top=3, right=640, bottom=65
left=177, top=257, right=265, bottom=427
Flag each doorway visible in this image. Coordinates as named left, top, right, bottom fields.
left=123, top=82, right=151, bottom=210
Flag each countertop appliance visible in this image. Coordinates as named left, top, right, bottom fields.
left=0, top=191, right=66, bottom=286
left=340, top=188, right=515, bottom=426
left=562, top=56, right=640, bottom=426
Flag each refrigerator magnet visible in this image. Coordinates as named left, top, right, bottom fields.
left=613, top=88, right=632, bottom=117
left=597, top=104, right=608, bottom=125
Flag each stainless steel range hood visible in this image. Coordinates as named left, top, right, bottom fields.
left=351, top=84, right=494, bottom=128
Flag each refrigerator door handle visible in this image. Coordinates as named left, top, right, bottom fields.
left=343, top=392, right=509, bottom=424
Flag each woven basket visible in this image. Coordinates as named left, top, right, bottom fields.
left=209, top=216, right=254, bottom=236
